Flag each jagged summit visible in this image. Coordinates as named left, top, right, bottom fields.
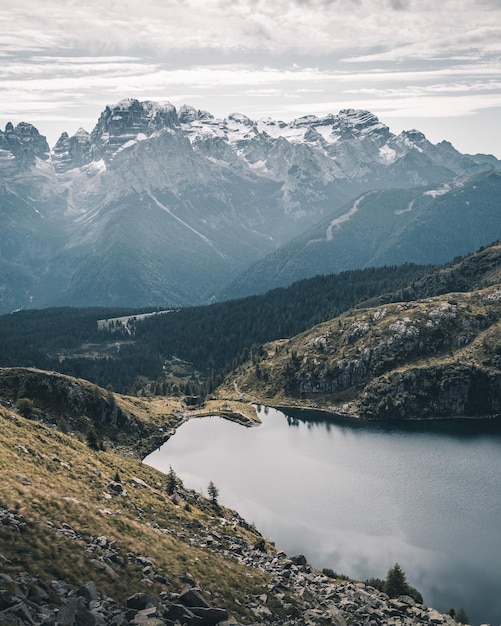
left=43, top=99, right=497, bottom=178
left=1, top=98, right=500, bottom=312
left=52, top=127, right=92, bottom=173
left=88, top=98, right=179, bottom=162
left=178, top=103, right=213, bottom=123
left=0, top=121, right=50, bottom=172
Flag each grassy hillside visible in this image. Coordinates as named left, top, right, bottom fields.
left=219, top=284, right=501, bottom=420
left=0, top=367, right=185, bottom=457
left=0, top=374, right=289, bottom=623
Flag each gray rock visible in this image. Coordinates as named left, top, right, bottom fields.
left=129, top=477, right=150, bottom=489
left=77, top=582, right=99, bottom=604
left=165, top=603, right=204, bottom=624
left=290, top=554, right=308, bottom=566
left=16, top=475, right=32, bottom=486
left=56, top=596, right=96, bottom=625
left=178, top=587, right=211, bottom=609
left=125, top=593, right=161, bottom=611
left=106, top=482, right=126, bottom=495
left=191, top=606, right=230, bottom=625
left=0, top=590, right=14, bottom=612
left=51, top=580, right=70, bottom=598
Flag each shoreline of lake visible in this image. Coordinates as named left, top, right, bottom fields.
left=145, top=406, right=501, bottom=625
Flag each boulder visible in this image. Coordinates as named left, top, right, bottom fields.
left=57, top=596, right=96, bottom=625
left=77, top=582, right=99, bottom=604
left=51, top=580, right=70, bottom=598
left=191, top=606, right=230, bottom=625
left=290, top=554, right=308, bottom=566
left=165, top=603, right=204, bottom=624
left=126, top=593, right=161, bottom=611
left=178, top=587, right=211, bottom=609
left=106, top=481, right=126, bottom=495
left=129, top=477, right=150, bottom=489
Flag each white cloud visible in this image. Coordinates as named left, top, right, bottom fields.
left=1, top=0, right=501, bottom=57
left=0, top=0, right=499, bottom=155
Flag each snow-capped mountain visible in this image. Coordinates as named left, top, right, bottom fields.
left=0, top=99, right=499, bottom=312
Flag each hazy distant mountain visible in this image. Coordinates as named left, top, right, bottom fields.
left=0, top=99, right=499, bottom=312
left=221, top=169, right=501, bottom=299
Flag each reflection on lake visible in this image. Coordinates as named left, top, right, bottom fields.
left=144, top=407, right=501, bottom=625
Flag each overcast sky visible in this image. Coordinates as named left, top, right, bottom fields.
left=1, top=0, right=500, bottom=156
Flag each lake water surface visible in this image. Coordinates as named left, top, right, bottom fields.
left=144, top=407, right=501, bottom=625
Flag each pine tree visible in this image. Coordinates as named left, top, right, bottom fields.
left=57, top=415, right=70, bottom=434
left=455, top=607, right=469, bottom=624
left=385, top=563, right=408, bottom=598
left=15, top=397, right=34, bottom=417
left=166, top=466, right=181, bottom=495
left=207, top=480, right=219, bottom=506
left=86, top=425, right=100, bottom=451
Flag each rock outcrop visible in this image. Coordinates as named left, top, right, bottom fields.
left=226, top=284, right=501, bottom=421
left=0, top=122, right=50, bottom=172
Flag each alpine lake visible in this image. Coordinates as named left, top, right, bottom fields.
left=144, top=406, right=501, bottom=626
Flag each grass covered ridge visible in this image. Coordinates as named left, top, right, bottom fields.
left=0, top=401, right=287, bottom=620
left=219, top=285, right=501, bottom=419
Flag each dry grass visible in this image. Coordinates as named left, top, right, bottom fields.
left=0, top=402, right=277, bottom=619
left=187, top=399, right=260, bottom=426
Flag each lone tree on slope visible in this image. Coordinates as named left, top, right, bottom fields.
left=207, top=480, right=219, bottom=507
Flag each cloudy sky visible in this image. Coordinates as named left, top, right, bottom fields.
left=1, top=0, right=500, bottom=155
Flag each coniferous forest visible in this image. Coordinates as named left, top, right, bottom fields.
left=0, top=263, right=433, bottom=393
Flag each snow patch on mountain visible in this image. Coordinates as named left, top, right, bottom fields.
left=424, top=185, right=450, bottom=197
left=147, top=191, right=226, bottom=259
left=326, top=192, right=375, bottom=240
left=395, top=199, right=415, bottom=215
left=379, top=145, right=397, bottom=164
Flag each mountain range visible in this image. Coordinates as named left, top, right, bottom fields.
left=1, top=98, right=500, bottom=312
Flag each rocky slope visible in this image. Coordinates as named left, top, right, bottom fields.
left=0, top=503, right=460, bottom=626
left=219, top=261, right=501, bottom=420
left=0, top=370, right=461, bottom=625
left=1, top=100, right=500, bottom=312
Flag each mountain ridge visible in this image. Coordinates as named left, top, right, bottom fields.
left=221, top=170, right=501, bottom=299
left=1, top=99, right=500, bottom=312
left=217, top=243, right=501, bottom=421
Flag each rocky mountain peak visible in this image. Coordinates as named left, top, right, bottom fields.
left=1, top=99, right=500, bottom=313
left=89, top=98, right=179, bottom=162
left=52, top=128, right=92, bottom=173
left=226, top=112, right=255, bottom=127
left=0, top=122, right=50, bottom=171
left=338, top=109, right=389, bottom=134
left=178, top=104, right=214, bottom=123
left=399, top=129, right=428, bottom=147
left=291, top=114, right=323, bottom=128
